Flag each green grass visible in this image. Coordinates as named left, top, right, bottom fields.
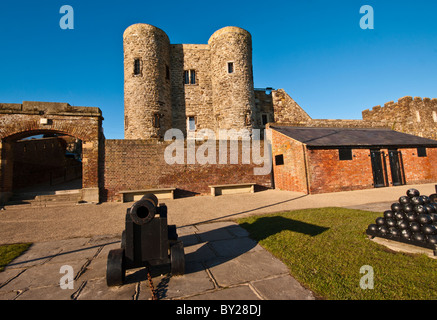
left=238, top=207, right=437, bottom=300
left=0, top=243, right=32, bottom=272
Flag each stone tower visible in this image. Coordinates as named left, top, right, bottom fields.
left=208, top=27, right=255, bottom=133
left=123, top=23, right=172, bottom=139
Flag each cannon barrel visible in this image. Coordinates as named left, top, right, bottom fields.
left=129, top=193, right=159, bottom=225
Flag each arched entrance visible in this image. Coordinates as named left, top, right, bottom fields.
left=0, top=101, right=103, bottom=204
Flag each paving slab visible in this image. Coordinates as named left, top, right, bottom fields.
left=251, top=275, right=314, bottom=300
left=0, top=222, right=314, bottom=300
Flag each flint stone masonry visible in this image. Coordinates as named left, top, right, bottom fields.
left=362, top=96, right=437, bottom=140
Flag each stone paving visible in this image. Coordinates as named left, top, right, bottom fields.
left=0, top=221, right=315, bottom=300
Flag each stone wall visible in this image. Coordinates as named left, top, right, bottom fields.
left=362, top=96, right=437, bottom=140
left=170, top=44, right=214, bottom=136
left=272, top=89, right=311, bottom=124
left=101, top=139, right=272, bottom=201
left=209, top=27, right=255, bottom=132
left=123, top=24, right=172, bottom=139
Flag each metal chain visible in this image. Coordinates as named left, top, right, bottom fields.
left=146, top=267, right=158, bottom=300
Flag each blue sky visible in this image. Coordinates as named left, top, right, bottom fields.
left=0, top=0, right=436, bottom=139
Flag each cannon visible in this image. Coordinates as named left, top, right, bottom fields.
left=106, top=193, right=185, bottom=287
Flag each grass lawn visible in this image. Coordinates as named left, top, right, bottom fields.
left=0, top=243, right=32, bottom=272
left=238, top=207, right=437, bottom=300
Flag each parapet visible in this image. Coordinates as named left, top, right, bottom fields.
left=208, top=26, right=251, bottom=44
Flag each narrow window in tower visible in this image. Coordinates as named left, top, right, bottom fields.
left=184, top=70, right=196, bottom=85
left=190, top=70, right=196, bottom=84
left=228, top=62, right=234, bottom=74
left=134, top=59, right=141, bottom=75
left=261, top=114, right=269, bottom=126
left=153, top=113, right=161, bottom=128
left=166, top=65, right=170, bottom=81
left=188, top=116, right=196, bottom=131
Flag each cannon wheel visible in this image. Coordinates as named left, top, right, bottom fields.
left=106, top=248, right=126, bottom=286
left=170, top=240, right=185, bottom=276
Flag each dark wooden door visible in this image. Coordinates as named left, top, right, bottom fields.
left=388, top=150, right=404, bottom=186
left=370, top=150, right=386, bottom=188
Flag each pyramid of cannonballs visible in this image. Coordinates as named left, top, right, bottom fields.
left=366, top=188, right=437, bottom=252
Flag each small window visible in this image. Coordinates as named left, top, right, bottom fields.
left=134, top=59, right=141, bottom=75
left=261, top=114, right=269, bottom=126
left=275, top=154, right=284, bottom=166
left=339, top=148, right=353, bottom=161
left=227, top=62, right=234, bottom=74
left=152, top=113, right=161, bottom=128
left=166, top=65, right=170, bottom=80
left=184, top=70, right=196, bottom=85
left=417, top=147, right=427, bottom=157
left=188, top=116, right=196, bottom=131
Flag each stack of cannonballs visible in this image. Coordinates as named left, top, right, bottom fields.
left=366, top=188, right=437, bottom=249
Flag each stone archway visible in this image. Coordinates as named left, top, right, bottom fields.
left=0, top=101, right=103, bottom=203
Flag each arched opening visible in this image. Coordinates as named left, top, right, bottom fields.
left=2, top=130, right=84, bottom=205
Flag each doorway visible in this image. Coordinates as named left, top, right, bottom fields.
left=370, top=150, right=386, bottom=188
left=388, top=149, right=405, bottom=186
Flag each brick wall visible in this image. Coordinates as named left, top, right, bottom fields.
left=400, top=147, right=437, bottom=184
left=270, top=129, right=308, bottom=193
left=101, top=139, right=272, bottom=201
left=307, top=148, right=374, bottom=194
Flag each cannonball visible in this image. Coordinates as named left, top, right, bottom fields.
left=401, top=229, right=412, bottom=240
left=421, top=224, right=437, bottom=235
left=412, top=232, right=425, bottom=242
left=406, top=213, right=417, bottom=222
left=409, top=222, right=421, bottom=233
left=417, top=214, right=432, bottom=225
left=386, top=218, right=396, bottom=228
left=399, top=196, right=410, bottom=205
left=411, top=196, right=423, bottom=206
left=420, top=195, right=431, bottom=204
left=425, top=204, right=436, bottom=214
left=376, top=217, right=386, bottom=226
left=384, top=210, right=395, bottom=219
left=407, top=189, right=420, bottom=198
left=397, top=220, right=409, bottom=230
left=414, top=205, right=426, bottom=215
left=403, top=203, right=414, bottom=213
left=426, top=235, right=437, bottom=245
left=368, top=224, right=378, bottom=232
left=391, top=203, right=403, bottom=212
left=379, top=225, right=389, bottom=235
left=389, top=227, right=400, bottom=237
left=395, top=212, right=406, bottom=221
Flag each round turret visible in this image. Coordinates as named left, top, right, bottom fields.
left=123, top=23, right=172, bottom=139
left=208, top=27, right=255, bottom=132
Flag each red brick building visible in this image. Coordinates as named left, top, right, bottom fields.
left=270, top=126, right=437, bottom=194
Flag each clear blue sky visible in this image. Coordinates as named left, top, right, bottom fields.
left=1, top=0, right=436, bottom=139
